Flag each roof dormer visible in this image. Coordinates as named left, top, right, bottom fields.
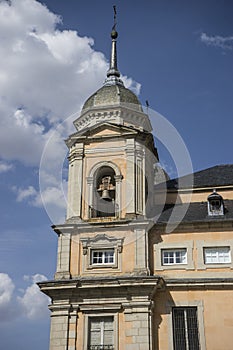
left=207, top=189, right=224, bottom=216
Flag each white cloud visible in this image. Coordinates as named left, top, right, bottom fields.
left=0, top=0, right=140, bottom=221
left=0, top=161, right=13, bottom=173
left=0, top=273, right=15, bottom=306
left=18, top=274, right=49, bottom=320
left=14, top=185, right=38, bottom=202
left=200, top=32, right=233, bottom=51
left=0, top=272, right=49, bottom=322
left=0, top=0, right=139, bottom=165
left=0, top=273, right=18, bottom=322
left=12, top=179, right=67, bottom=223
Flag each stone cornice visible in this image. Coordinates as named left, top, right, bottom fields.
left=167, top=184, right=233, bottom=193
left=38, top=275, right=165, bottom=300
left=153, top=219, right=233, bottom=233
left=73, top=105, right=152, bottom=133
left=53, top=218, right=154, bottom=235
left=165, top=277, right=233, bottom=289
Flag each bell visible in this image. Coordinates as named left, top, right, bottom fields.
left=101, top=189, right=112, bottom=201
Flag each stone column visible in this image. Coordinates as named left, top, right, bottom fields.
left=87, top=176, right=93, bottom=218
left=123, top=301, right=154, bottom=350
left=135, top=144, right=146, bottom=216
left=67, top=143, right=84, bottom=220
left=125, top=138, right=135, bottom=217
left=114, top=174, right=123, bottom=218
left=49, top=305, right=70, bottom=350
left=67, top=309, right=78, bottom=350
left=55, top=233, right=71, bottom=279
left=134, top=228, right=149, bottom=275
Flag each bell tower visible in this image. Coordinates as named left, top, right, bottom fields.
left=39, top=8, right=163, bottom=350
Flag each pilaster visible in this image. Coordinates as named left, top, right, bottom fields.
left=49, top=305, right=70, bottom=350
left=67, top=309, right=78, bottom=350
left=134, top=228, right=150, bottom=275
left=55, top=233, right=71, bottom=279
left=67, top=143, right=84, bottom=220
left=126, top=138, right=136, bottom=217
left=124, top=301, right=154, bottom=350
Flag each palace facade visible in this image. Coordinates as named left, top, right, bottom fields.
left=39, top=20, right=233, bottom=350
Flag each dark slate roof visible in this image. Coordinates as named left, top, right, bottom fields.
left=166, top=164, right=233, bottom=189
left=156, top=200, right=233, bottom=224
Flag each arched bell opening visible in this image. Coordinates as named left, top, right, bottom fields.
left=93, top=166, right=116, bottom=218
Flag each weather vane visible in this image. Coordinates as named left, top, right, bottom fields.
left=112, top=5, right=117, bottom=31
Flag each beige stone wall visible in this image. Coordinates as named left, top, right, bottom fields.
left=73, top=307, right=153, bottom=350
left=154, top=289, right=233, bottom=350
left=165, top=187, right=233, bottom=205
left=180, top=187, right=233, bottom=203
left=152, top=229, right=233, bottom=278
left=69, top=229, right=137, bottom=277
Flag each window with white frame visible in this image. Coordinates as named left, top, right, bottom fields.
left=204, top=247, right=231, bottom=264
left=162, top=249, right=187, bottom=265
left=81, top=234, right=123, bottom=272
left=91, top=249, right=115, bottom=265
left=88, top=316, right=114, bottom=350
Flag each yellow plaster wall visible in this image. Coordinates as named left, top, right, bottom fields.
left=179, top=188, right=233, bottom=203
left=70, top=237, right=81, bottom=276
left=154, top=289, right=233, bottom=350
left=70, top=230, right=136, bottom=277
left=152, top=229, right=233, bottom=277
left=76, top=312, right=84, bottom=349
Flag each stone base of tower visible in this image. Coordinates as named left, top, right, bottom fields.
left=39, top=276, right=165, bottom=350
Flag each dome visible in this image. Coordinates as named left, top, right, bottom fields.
left=82, top=84, right=142, bottom=112
left=73, top=20, right=152, bottom=133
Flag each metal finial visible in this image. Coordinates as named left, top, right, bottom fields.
left=104, top=5, right=124, bottom=87
left=111, top=5, right=118, bottom=38
left=113, top=5, right=117, bottom=30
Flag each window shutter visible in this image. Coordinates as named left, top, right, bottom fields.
left=103, top=317, right=114, bottom=345
left=89, top=319, right=101, bottom=346
left=88, top=316, right=114, bottom=347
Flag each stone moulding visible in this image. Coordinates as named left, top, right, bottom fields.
left=73, top=105, right=152, bottom=133
left=80, top=233, right=124, bottom=255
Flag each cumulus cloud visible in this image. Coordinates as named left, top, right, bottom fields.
left=0, top=0, right=140, bottom=221
left=200, top=32, right=233, bottom=51
left=0, top=0, right=139, bottom=164
left=0, top=273, right=17, bottom=321
left=0, top=161, right=13, bottom=173
left=0, top=272, right=49, bottom=322
left=18, top=274, right=49, bottom=320
left=0, top=273, right=15, bottom=305
left=13, top=185, right=38, bottom=202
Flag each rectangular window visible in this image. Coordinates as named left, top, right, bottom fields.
left=91, top=250, right=115, bottom=265
left=172, top=307, right=200, bottom=350
left=162, top=249, right=187, bottom=265
left=88, top=316, right=114, bottom=350
left=204, top=247, right=231, bottom=264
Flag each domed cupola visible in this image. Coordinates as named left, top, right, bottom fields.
left=82, top=84, right=142, bottom=112
left=73, top=10, right=152, bottom=133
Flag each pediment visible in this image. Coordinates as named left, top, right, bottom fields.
left=80, top=234, right=124, bottom=253
left=80, top=122, right=138, bottom=139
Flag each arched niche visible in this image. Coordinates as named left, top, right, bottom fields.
left=87, top=161, right=122, bottom=219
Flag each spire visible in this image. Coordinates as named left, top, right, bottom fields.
left=104, top=6, right=124, bottom=86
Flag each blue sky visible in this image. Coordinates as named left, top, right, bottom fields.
left=0, top=0, right=232, bottom=349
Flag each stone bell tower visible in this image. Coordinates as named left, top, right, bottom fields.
left=39, top=9, right=164, bottom=350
